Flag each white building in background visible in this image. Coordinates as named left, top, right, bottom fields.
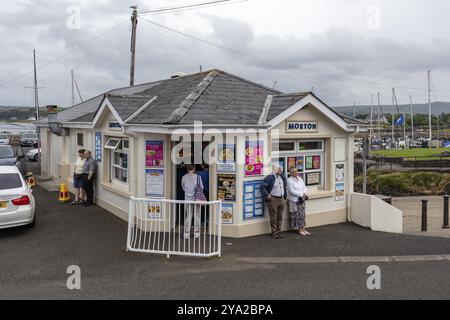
left=37, top=70, right=369, bottom=238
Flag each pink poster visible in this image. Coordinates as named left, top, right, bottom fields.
left=146, top=141, right=164, bottom=167
left=245, top=141, right=263, bottom=176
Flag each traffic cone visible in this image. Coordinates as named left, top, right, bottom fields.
left=26, top=172, right=36, bottom=187
left=58, top=183, right=71, bottom=203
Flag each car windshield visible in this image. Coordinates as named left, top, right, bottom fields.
left=0, top=135, right=7, bottom=139
left=0, top=147, right=14, bottom=158
left=23, top=134, right=37, bottom=139
left=0, top=173, right=22, bottom=190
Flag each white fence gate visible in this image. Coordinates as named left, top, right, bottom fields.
left=127, top=197, right=222, bottom=258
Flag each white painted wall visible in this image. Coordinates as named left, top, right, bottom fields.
left=351, top=193, right=403, bottom=233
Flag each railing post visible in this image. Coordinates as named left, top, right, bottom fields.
left=421, top=200, right=428, bottom=232
left=443, top=195, right=449, bottom=229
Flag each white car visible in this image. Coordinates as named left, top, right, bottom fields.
left=0, top=166, right=36, bottom=229
left=26, top=148, right=41, bottom=161
left=0, top=134, right=10, bottom=145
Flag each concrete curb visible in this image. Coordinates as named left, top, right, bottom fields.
left=237, top=255, right=450, bottom=264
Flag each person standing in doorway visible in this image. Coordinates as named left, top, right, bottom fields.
left=287, top=167, right=310, bottom=236
left=260, top=164, right=287, bottom=239
left=181, top=165, right=203, bottom=239
left=198, top=164, right=209, bottom=200
left=71, top=149, right=86, bottom=205
left=82, top=150, right=96, bottom=207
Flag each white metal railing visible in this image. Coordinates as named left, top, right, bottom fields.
left=127, top=197, right=222, bottom=258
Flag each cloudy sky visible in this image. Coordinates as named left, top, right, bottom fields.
left=1, top=0, right=450, bottom=109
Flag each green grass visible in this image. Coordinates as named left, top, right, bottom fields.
left=371, top=147, right=450, bottom=158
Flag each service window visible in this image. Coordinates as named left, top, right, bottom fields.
left=105, top=137, right=129, bottom=185
left=273, top=139, right=325, bottom=189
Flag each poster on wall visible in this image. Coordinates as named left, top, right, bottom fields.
left=145, top=169, right=164, bottom=197
left=287, top=156, right=304, bottom=172
left=335, top=164, right=345, bottom=182
left=221, top=203, right=233, bottom=224
left=243, top=180, right=265, bottom=220
left=95, top=132, right=102, bottom=162
left=145, top=141, right=164, bottom=167
left=217, top=174, right=236, bottom=202
left=245, top=141, right=264, bottom=176
left=147, top=201, right=163, bottom=220
left=305, top=172, right=321, bottom=186
left=217, top=144, right=236, bottom=173
left=335, top=183, right=345, bottom=201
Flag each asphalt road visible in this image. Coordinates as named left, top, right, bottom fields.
left=0, top=187, right=449, bottom=300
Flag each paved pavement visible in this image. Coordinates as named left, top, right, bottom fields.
left=393, top=196, right=450, bottom=236
left=0, top=187, right=449, bottom=299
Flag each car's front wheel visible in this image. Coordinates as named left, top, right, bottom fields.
left=34, top=153, right=40, bottom=161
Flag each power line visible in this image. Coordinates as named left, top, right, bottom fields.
left=139, top=0, right=249, bottom=15
left=141, top=18, right=447, bottom=98
left=0, top=19, right=129, bottom=88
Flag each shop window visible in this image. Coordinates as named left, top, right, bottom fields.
left=104, top=137, right=121, bottom=150
left=104, top=137, right=129, bottom=185
left=275, top=141, right=296, bottom=152
left=273, top=139, right=325, bottom=189
left=77, top=133, right=84, bottom=147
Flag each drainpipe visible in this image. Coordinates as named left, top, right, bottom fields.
left=347, top=125, right=361, bottom=222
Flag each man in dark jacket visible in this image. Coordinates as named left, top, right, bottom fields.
left=260, top=164, right=287, bottom=239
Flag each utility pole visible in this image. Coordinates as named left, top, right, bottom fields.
left=71, top=69, right=75, bottom=106
left=129, top=6, right=138, bottom=86
left=428, top=70, right=432, bottom=148
left=410, top=95, right=414, bottom=142
left=33, top=49, right=41, bottom=162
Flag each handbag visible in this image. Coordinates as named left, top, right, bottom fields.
left=194, top=175, right=207, bottom=201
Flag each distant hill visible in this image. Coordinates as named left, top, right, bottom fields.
left=333, top=101, right=450, bottom=116
left=0, top=106, right=47, bottom=121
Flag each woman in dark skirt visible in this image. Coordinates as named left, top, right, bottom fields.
left=287, top=167, right=310, bottom=236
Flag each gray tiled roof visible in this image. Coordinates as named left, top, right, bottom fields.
left=38, top=69, right=356, bottom=127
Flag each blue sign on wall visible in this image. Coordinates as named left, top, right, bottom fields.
left=95, top=132, right=102, bottom=162
left=243, top=180, right=265, bottom=220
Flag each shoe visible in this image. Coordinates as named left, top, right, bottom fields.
left=70, top=201, right=79, bottom=205
left=82, top=202, right=93, bottom=207
left=304, top=230, right=311, bottom=235
left=298, top=231, right=307, bottom=236
left=271, top=233, right=279, bottom=239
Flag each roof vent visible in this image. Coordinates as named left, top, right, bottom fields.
left=170, top=72, right=186, bottom=79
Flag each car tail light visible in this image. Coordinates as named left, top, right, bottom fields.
left=11, top=195, right=30, bottom=206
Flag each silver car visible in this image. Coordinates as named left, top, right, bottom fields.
left=0, top=166, right=36, bottom=229
left=0, top=134, right=9, bottom=145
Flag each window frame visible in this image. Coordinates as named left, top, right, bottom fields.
left=76, top=133, right=84, bottom=147
left=106, top=137, right=129, bottom=186
left=104, top=137, right=121, bottom=150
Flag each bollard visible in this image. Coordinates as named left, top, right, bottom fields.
left=444, top=195, right=449, bottom=229
left=421, top=200, right=428, bottom=232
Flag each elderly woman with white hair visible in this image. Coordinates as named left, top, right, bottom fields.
left=287, top=167, right=310, bottom=236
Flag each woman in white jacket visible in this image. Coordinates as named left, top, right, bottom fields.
left=287, top=167, right=310, bottom=236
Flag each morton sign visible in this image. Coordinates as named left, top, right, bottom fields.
left=286, top=121, right=318, bottom=133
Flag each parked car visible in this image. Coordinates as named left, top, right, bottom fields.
left=26, top=148, right=41, bottom=161
left=0, top=166, right=36, bottom=229
left=0, top=134, right=10, bottom=145
left=0, top=145, right=27, bottom=175
left=20, top=133, right=38, bottom=147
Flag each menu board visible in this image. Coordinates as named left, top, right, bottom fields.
left=145, top=169, right=164, bottom=197
left=245, top=141, right=264, bottom=176
left=95, top=132, right=102, bottom=162
left=305, top=172, right=321, bottom=186
left=146, top=141, right=164, bottom=167
left=217, top=144, right=236, bottom=173
left=221, top=203, right=233, bottom=224
left=243, top=180, right=265, bottom=220
left=217, top=174, right=236, bottom=202
left=305, top=155, right=321, bottom=170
